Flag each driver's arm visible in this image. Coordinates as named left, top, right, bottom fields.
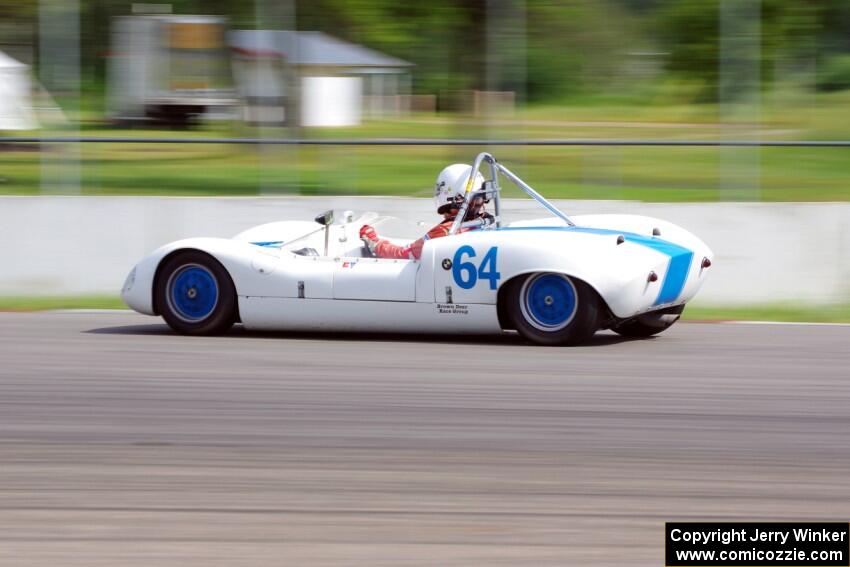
left=376, top=239, right=418, bottom=260
left=360, top=224, right=414, bottom=259
left=361, top=223, right=451, bottom=260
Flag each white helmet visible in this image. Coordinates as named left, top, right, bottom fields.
left=433, top=164, right=485, bottom=214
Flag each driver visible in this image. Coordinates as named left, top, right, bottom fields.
left=359, top=164, right=489, bottom=260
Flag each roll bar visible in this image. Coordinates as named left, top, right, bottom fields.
left=448, top=152, right=575, bottom=235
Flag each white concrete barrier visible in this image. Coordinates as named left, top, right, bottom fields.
left=2, top=196, right=848, bottom=305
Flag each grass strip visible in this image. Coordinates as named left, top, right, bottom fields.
left=2, top=296, right=848, bottom=323
left=682, top=303, right=850, bottom=323
left=0, top=295, right=127, bottom=311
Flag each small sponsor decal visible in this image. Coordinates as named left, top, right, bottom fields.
left=437, top=303, right=469, bottom=315
left=442, top=258, right=453, bottom=270
left=342, top=260, right=358, bottom=268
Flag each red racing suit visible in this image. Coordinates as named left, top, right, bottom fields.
left=374, top=218, right=460, bottom=260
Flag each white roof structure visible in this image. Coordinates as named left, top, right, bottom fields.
left=0, top=50, right=27, bottom=68
left=229, top=30, right=413, bottom=70
left=0, top=50, right=36, bottom=130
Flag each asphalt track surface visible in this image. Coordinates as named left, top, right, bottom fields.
left=1, top=312, right=849, bottom=566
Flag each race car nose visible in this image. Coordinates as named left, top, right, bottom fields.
left=122, top=267, right=136, bottom=294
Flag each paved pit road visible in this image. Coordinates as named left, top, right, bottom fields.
left=1, top=312, right=849, bottom=566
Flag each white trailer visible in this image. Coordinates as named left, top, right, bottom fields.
left=106, top=15, right=235, bottom=127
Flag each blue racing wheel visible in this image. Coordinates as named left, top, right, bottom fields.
left=156, top=251, right=237, bottom=335
left=505, top=272, right=599, bottom=346
left=166, top=264, right=220, bottom=323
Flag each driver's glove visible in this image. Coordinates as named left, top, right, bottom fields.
left=359, top=224, right=379, bottom=254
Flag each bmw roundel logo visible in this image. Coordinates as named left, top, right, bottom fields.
left=442, top=258, right=453, bottom=270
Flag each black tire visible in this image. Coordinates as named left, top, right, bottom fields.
left=504, top=273, right=600, bottom=346
left=155, top=251, right=237, bottom=335
left=612, top=305, right=684, bottom=338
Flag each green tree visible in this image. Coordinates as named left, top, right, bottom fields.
left=656, top=0, right=848, bottom=100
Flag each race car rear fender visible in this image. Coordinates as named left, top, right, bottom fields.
left=489, top=247, right=696, bottom=319
left=428, top=229, right=673, bottom=318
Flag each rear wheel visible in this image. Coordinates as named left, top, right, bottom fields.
left=612, top=305, right=685, bottom=338
left=156, top=251, right=237, bottom=335
left=505, top=273, right=599, bottom=346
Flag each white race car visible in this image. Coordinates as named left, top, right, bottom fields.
left=122, top=152, right=713, bottom=345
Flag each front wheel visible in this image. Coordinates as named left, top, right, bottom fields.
left=505, top=273, right=599, bottom=346
left=156, top=251, right=237, bottom=335
left=612, top=305, right=684, bottom=338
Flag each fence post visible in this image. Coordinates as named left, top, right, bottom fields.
left=38, top=0, right=81, bottom=195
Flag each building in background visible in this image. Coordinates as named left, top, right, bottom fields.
left=0, top=50, right=36, bottom=131
left=106, top=14, right=236, bottom=127
left=229, top=30, right=413, bottom=127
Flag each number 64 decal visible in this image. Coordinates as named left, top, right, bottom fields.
left=452, top=246, right=501, bottom=290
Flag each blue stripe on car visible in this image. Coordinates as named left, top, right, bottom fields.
left=251, top=241, right=284, bottom=247
left=495, top=226, right=693, bottom=306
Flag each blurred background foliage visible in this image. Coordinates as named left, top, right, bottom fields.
left=3, top=0, right=850, bottom=103
left=1, top=0, right=849, bottom=200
